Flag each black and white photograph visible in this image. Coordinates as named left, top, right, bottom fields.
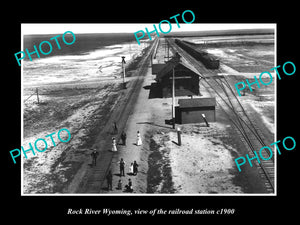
left=21, top=23, right=276, bottom=195
left=4, top=4, right=298, bottom=220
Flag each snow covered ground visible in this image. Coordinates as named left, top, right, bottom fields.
left=151, top=123, right=243, bottom=194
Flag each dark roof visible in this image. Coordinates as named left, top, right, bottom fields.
left=156, top=60, right=202, bottom=81
left=178, top=98, right=216, bottom=108
left=152, top=64, right=166, bottom=74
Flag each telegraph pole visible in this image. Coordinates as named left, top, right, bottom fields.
left=167, top=41, right=170, bottom=60
left=164, top=40, right=171, bottom=63
left=172, top=66, right=175, bottom=129
left=171, top=52, right=181, bottom=129
left=121, top=56, right=126, bottom=89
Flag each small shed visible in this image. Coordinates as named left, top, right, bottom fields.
left=152, top=64, right=165, bottom=74
left=177, top=98, right=216, bottom=124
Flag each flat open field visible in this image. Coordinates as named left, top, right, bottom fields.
left=202, top=44, right=274, bottom=72
left=23, top=81, right=122, bottom=193
left=182, top=36, right=274, bottom=73
left=22, top=40, right=152, bottom=193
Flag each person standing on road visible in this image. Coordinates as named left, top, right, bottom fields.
left=119, top=158, right=126, bottom=176
left=136, top=131, right=142, bottom=146
left=133, top=161, right=139, bottom=176
left=91, top=150, right=99, bottom=166
left=129, top=163, right=134, bottom=175
left=125, top=178, right=133, bottom=193
left=121, top=131, right=127, bottom=146
left=117, top=179, right=122, bottom=190
left=106, top=170, right=113, bottom=191
left=111, top=137, right=117, bottom=152
left=113, top=121, right=118, bottom=134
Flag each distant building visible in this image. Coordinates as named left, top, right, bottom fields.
left=155, top=60, right=201, bottom=98
left=177, top=98, right=216, bottom=124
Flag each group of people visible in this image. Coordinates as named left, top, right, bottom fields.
left=111, top=121, right=143, bottom=152
left=104, top=158, right=139, bottom=192
left=117, top=178, right=133, bottom=193
left=93, top=121, right=143, bottom=193
left=118, top=158, right=139, bottom=176
left=106, top=170, right=133, bottom=192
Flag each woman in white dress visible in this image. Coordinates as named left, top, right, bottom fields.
left=111, top=137, right=117, bottom=152
left=136, top=131, right=142, bottom=146
left=129, top=163, right=134, bottom=175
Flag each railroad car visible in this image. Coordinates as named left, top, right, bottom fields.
left=174, top=39, right=220, bottom=69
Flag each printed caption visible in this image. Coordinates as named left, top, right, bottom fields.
left=67, top=208, right=236, bottom=216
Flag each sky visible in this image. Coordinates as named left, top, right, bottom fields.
left=22, top=23, right=276, bottom=35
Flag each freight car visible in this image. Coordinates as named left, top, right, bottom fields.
left=174, top=39, right=220, bottom=69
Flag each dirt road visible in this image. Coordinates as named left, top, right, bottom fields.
left=70, top=39, right=157, bottom=193
left=100, top=58, right=174, bottom=194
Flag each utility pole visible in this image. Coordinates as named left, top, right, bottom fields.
left=121, top=56, right=126, bottom=89
left=164, top=39, right=171, bottom=63
left=172, top=66, right=175, bottom=129
left=165, top=39, right=167, bottom=56
left=167, top=41, right=170, bottom=60
left=171, top=52, right=181, bottom=129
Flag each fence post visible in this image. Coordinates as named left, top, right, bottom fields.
left=177, top=127, right=182, bottom=146
left=201, top=114, right=209, bottom=127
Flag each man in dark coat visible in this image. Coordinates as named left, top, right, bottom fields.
left=119, top=158, right=125, bottom=176
left=133, top=161, right=139, bottom=175
left=91, top=150, right=99, bottom=166
left=113, top=121, right=118, bottom=134
left=121, top=131, right=127, bottom=146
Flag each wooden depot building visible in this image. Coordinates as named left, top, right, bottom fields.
left=152, top=52, right=217, bottom=125
left=154, top=58, right=201, bottom=98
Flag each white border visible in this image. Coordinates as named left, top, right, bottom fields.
left=21, top=23, right=277, bottom=196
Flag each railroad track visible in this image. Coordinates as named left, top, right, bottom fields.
left=98, top=38, right=159, bottom=192
left=205, top=77, right=275, bottom=193
left=78, top=38, right=158, bottom=193
left=167, top=38, right=275, bottom=193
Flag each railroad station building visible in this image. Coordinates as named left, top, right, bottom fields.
left=154, top=60, right=201, bottom=98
